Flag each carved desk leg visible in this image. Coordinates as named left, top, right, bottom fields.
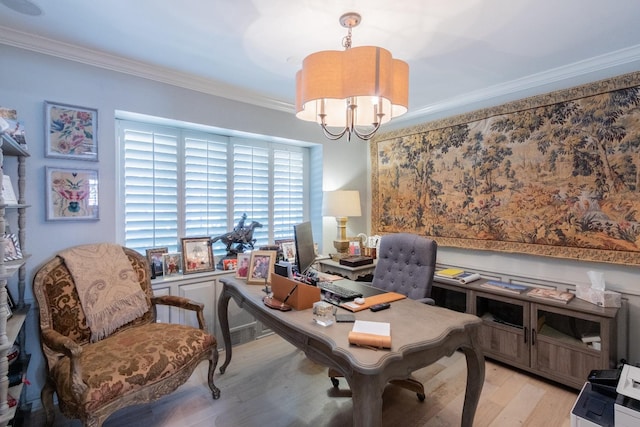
left=217, top=286, right=233, bottom=374
left=349, top=372, right=385, bottom=427
left=460, top=339, right=485, bottom=427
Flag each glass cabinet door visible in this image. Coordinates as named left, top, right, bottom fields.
left=475, top=292, right=530, bottom=368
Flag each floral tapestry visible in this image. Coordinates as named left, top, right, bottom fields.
left=371, top=71, right=640, bottom=265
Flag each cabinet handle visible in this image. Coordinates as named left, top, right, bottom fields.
left=524, top=327, right=527, bottom=344
left=532, top=328, right=536, bottom=346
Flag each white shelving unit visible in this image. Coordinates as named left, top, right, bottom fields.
left=0, top=132, right=29, bottom=427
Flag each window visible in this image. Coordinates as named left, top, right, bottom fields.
left=117, top=120, right=309, bottom=258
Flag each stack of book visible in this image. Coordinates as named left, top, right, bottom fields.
left=435, top=268, right=481, bottom=284
left=480, top=280, right=530, bottom=294
left=527, top=287, right=575, bottom=304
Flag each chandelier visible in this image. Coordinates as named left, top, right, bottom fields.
left=295, top=12, right=409, bottom=141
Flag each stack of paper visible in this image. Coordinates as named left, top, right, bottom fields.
left=348, top=320, right=391, bottom=349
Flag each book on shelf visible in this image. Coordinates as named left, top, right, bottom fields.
left=527, top=287, right=575, bottom=304
left=435, top=268, right=465, bottom=278
left=480, top=280, right=530, bottom=294
left=348, top=320, right=391, bottom=349
left=581, top=333, right=601, bottom=344
left=434, top=270, right=481, bottom=285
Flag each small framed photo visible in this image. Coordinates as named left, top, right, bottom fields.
left=45, top=101, right=98, bottom=161
left=146, top=247, right=168, bottom=278
left=162, top=252, right=182, bottom=276
left=276, top=239, right=296, bottom=262
left=247, top=250, right=277, bottom=285
left=222, top=258, right=237, bottom=271
left=2, top=175, right=17, bottom=206
left=235, top=253, right=251, bottom=279
left=3, top=234, right=22, bottom=261
left=46, top=167, right=99, bottom=221
left=181, top=237, right=214, bottom=274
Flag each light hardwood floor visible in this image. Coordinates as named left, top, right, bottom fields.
left=26, top=333, right=578, bottom=426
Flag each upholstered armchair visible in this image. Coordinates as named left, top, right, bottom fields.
left=33, top=244, right=220, bottom=427
left=330, top=233, right=438, bottom=401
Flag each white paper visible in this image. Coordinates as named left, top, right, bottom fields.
left=352, top=320, right=390, bottom=336
left=587, top=270, right=606, bottom=291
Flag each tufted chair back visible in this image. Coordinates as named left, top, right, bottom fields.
left=370, top=233, right=437, bottom=302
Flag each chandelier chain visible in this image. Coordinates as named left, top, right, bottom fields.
left=342, top=27, right=352, bottom=50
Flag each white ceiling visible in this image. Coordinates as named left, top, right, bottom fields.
left=2, top=0, right=640, bottom=124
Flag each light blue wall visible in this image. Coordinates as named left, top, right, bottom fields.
left=1, top=43, right=369, bottom=406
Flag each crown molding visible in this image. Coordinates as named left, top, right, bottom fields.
left=0, top=25, right=292, bottom=113
left=400, top=44, right=640, bottom=123
left=2, top=25, right=640, bottom=122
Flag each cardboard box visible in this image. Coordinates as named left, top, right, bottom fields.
left=576, top=285, right=621, bottom=308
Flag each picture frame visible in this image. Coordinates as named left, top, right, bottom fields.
left=2, top=175, right=17, bottom=206
left=162, top=252, right=182, bottom=276
left=181, top=237, right=214, bottom=274
left=46, top=167, right=99, bottom=221
left=222, top=258, right=237, bottom=271
left=247, top=250, right=277, bottom=285
left=45, top=101, right=98, bottom=161
left=146, top=247, right=168, bottom=278
left=276, top=239, right=296, bottom=262
left=3, top=234, right=21, bottom=262
left=235, top=252, right=251, bottom=279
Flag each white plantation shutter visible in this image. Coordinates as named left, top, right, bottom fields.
left=273, top=149, right=304, bottom=240
left=122, top=125, right=179, bottom=251
left=118, top=120, right=309, bottom=257
left=184, top=133, right=229, bottom=240
left=233, top=144, right=270, bottom=247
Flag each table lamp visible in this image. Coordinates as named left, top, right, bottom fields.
left=323, top=190, right=361, bottom=258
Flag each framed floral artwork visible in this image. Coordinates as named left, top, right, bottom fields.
left=45, top=101, right=98, bottom=161
left=46, top=167, right=99, bottom=221
left=181, top=237, right=215, bottom=274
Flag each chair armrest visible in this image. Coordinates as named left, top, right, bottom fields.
left=152, top=295, right=204, bottom=311
left=41, top=329, right=88, bottom=395
left=151, top=295, right=207, bottom=330
left=417, top=297, right=435, bottom=305
left=41, top=328, right=83, bottom=357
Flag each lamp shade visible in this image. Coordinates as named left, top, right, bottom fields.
left=296, top=46, right=408, bottom=128
left=323, top=190, right=362, bottom=217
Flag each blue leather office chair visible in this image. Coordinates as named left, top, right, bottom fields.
left=330, top=233, right=438, bottom=401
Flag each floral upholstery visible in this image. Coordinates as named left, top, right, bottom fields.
left=33, top=246, right=220, bottom=427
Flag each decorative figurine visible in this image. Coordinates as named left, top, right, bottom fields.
left=211, top=213, right=262, bottom=255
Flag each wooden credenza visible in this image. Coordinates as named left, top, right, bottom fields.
left=432, top=278, right=619, bottom=390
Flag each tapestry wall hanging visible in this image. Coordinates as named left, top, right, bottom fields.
left=371, top=71, right=640, bottom=265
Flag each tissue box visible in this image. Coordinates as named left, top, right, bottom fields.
left=576, top=285, right=621, bottom=307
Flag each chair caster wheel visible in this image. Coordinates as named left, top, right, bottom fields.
left=417, top=392, right=425, bottom=402
left=331, top=377, right=339, bottom=388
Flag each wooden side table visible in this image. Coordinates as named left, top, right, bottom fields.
left=317, top=258, right=377, bottom=281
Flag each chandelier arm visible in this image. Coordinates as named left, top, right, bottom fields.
left=352, top=121, right=382, bottom=141
left=320, top=123, right=349, bottom=140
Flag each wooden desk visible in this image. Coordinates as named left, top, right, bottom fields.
left=317, top=258, right=377, bottom=280
left=218, top=277, right=485, bottom=427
